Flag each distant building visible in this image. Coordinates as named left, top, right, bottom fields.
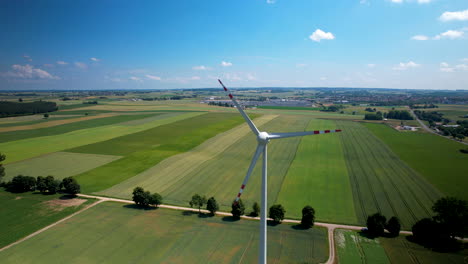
left=402, top=125, right=417, bottom=131
left=442, top=125, right=460, bottom=128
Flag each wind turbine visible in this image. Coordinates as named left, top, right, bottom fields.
left=218, top=79, right=341, bottom=264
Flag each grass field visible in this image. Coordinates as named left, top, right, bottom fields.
left=365, top=123, right=468, bottom=201
left=0, top=201, right=329, bottom=263
left=0, top=113, right=157, bottom=143
left=72, top=113, right=248, bottom=193
left=0, top=189, right=93, bottom=248
left=258, top=106, right=321, bottom=111
left=276, top=119, right=357, bottom=224
left=335, top=229, right=390, bottom=264
left=97, top=115, right=277, bottom=200
left=98, top=114, right=308, bottom=214
left=380, top=235, right=468, bottom=264
left=337, top=121, right=441, bottom=229
left=3, top=152, right=121, bottom=181
left=0, top=112, right=202, bottom=164
left=0, top=115, right=79, bottom=127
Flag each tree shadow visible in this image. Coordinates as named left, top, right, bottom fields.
left=182, top=211, right=195, bottom=216
left=123, top=204, right=156, bottom=211
left=222, top=216, right=240, bottom=222
left=267, top=220, right=280, bottom=226
left=406, top=235, right=463, bottom=253
left=291, top=224, right=309, bottom=230
left=197, top=213, right=210, bottom=218
left=357, top=230, right=377, bottom=239
left=59, top=194, right=77, bottom=200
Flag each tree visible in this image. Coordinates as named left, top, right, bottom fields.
left=149, top=193, right=163, bottom=207
left=386, top=216, right=401, bottom=237
left=189, top=194, right=207, bottom=213
left=0, top=153, right=5, bottom=182
left=8, top=175, right=36, bottom=192
left=61, top=177, right=81, bottom=195
left=231, top=199, right=245, bottom=219
left=43, top=113, right=49, bottom=118
left=366, top=213, right=387, bottom=237
left=269, top=204, right=286, bottom=224
left=132, top=187, right=151, bottom=207
left=36, top=176, right=48, bottom=193
left=251, top=202, right=260, bottom=217
left=432, top=197, right=468, bottom=239
left=412, top=218, right=442, bottom=245
left=301, top=205, right=315, bottom=228
left=44, top=176, right=60, bottom=194
left=206, top=197, right=219, bottom=215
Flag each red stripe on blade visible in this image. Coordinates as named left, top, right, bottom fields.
left=229, top=94, right=233, bottom=99
left=237, top=193, right=241, bottom=197
left=336, top=129, right=342, bottom=132
left=241, top=184, right=245, bottom=189
left=314, top=131, right=320, bottom=134
left=325, top=130, right=330, bottom=133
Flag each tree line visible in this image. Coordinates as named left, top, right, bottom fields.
left=0, top=101, right=58, bottom=117
left=365, top=197, right=467, bottom=251
left=2, top=175, right=80, bottom=195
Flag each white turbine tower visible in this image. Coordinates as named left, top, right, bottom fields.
left=218, top=79, right=341, bottom=264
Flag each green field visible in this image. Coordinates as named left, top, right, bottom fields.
left=0, top=113, right=157, bottom=143
left=365, top=123, right=468, bottom=201
left=380, top=235, right=468, bottom=264
left=4, top=152, right=121, bottom=181
left=0, top=201, right=329, bottom=263
left=0, top=115, right=78, bottom=128
left=258, top=106, right=321, bottom=111
left=0, top=112, right=202, bottom=164
left=72, top=113, right=248, bottom=193
left=335, top=229, right=390, bottom=264
left=0, top=189, right=93, bottom=248
left=98, top=115, right=308, bottom=213
left=338, top=121, right=441, bottom=229
left=276, top=119, right=357, bottom=224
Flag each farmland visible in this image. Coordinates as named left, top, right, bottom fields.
left=0, top=189, right=93, bottom=248
left=338, top=121, right=441, bottom=229
left=0, top=202, right=328, bottom=263
left=4, top=152, right=121, bottom=181
left=72, top=113, right=248, bottom=192
left=0, top=112, right=202, bottom=164
left=335, top=229, right=390, bottom=264
left=276, top=119, right=357, bottom=224
left=365, top=123, right=468, bottom=201
left=98, top=114, right=308, bottom=212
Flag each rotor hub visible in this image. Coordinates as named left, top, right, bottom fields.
left=257, top=131, right=270, bottom=144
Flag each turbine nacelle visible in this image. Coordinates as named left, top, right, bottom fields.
left=257, top=131, right=270, bottom=145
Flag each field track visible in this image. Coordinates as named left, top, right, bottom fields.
left=337, top=121, right=441, bottom=229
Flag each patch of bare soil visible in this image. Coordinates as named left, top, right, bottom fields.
left=15, top=196, right=22, bottom=200
left=42, top=198, right=86, bottom=211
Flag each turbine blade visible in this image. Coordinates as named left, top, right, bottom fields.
left=268, top=129, right=342, bottom=139
left=234, top=144, right=264, bottom=204
left=218, top=79, right=259, bottom=135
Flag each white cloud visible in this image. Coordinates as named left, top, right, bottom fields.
left=411, top=35, right=429, bottom=40
left=320, top=77, right=327, bottom=81
left=296, top=63, right=307, bottom=68
left=440, top=10, right=468, bottom=22
left=390, top=0, right=403, bottom=3
left=3, top=64, right=59, bottom=79
left=192, top=65, right=209, bottom=70
left=434, top=30, right=464, bottom=40
left=191, top=76, right=201, bottom=80
left=392, top=61, right=420, bottom=70
left=129, top=76, right=142, bottom=82
left=417, top=0, right=431, bottom=3
left=440, top=62, right=454, bottom=72
left=455, top=64, right=468, bottom=71
left=56, top=61, right=68, bottom=65
left=246, top=73, right=256, bottom=81
left=266, top=0, right=276, bottom=4
left=74, top=62, right=87, bottom=69
left=367, top=64, right=376, bottom=68
left=90, top=57, right=100, bottom=62
left=391, top=0, right=431, bottom=3
left=360, top=0, right=369, bottom=5
left=221, top=61, right=233, bottom=67
left=145, top=74, right=161, bottom=80
left=309, top=29, right=335, bottom=42
left=23, top=55, right=32, bottom=62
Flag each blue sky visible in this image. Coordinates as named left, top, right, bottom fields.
left=1, top=0, right=467, bottom=90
